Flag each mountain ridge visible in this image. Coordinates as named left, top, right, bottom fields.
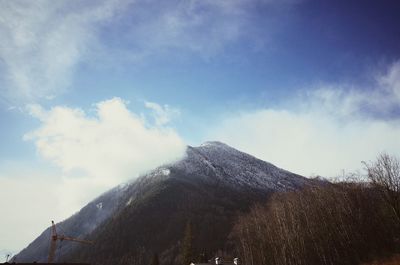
left=15, top=141, right=317, bottom=264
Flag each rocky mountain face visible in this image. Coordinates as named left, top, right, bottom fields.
left=15, top=141, right=316, bottom=265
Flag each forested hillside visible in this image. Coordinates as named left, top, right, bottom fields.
left=231, top=154, right=400, bottom=265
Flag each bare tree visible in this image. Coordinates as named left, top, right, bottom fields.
left=232, top=182, right=398, bottom=265
left=364, top=153, right=400, bottom=222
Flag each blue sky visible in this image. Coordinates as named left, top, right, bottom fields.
left=1, top=0, right=400, bottom=257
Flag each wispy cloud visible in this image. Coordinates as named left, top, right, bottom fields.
left=211, top=60, right=400, bottom=178
left=0, top=0, right=129, bottom=103
left=305, top=61, right=400, bottom=119
left=0, top=0, right=297, bottom=104
left=117, top=0, right=296, bottom=57
left=145, top=101, right=180, bottom=126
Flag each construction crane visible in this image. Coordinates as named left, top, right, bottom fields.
left=48, top=220, right=93, bottom=263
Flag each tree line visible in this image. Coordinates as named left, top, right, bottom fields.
left=231, top=153, right=400, bottom=265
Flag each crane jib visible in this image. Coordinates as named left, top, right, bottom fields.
left=48, top=220, right=93, bottom=263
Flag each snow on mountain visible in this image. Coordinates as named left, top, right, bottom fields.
left=14, top=141, right=315, bottom=263
left=166, top=141, right=309, bottom=191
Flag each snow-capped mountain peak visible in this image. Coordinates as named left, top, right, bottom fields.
left=156, top=141, right=312, bottom=192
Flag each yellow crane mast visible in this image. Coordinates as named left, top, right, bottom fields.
left=48, top=220, right=93, bottom=263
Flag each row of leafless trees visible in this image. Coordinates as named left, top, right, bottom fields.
left=232, top=154, right=400, bottom=265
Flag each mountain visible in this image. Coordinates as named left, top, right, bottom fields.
left=14, top=141, right=317, bottom=265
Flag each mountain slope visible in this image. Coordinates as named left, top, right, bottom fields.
left=15, top=141, right=316, bottom=264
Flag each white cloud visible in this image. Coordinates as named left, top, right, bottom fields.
left=25, top=98, right=186, bottom=185
left=145, top=101, right=180, bottom=126
left=211, top=61, right=400, bottom=178
left=0, top=0, right=129, bottom=103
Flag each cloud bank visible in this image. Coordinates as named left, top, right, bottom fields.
left=25, top=98, right=186, bottom=185
left=211, top=61, right=400, bottom=178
